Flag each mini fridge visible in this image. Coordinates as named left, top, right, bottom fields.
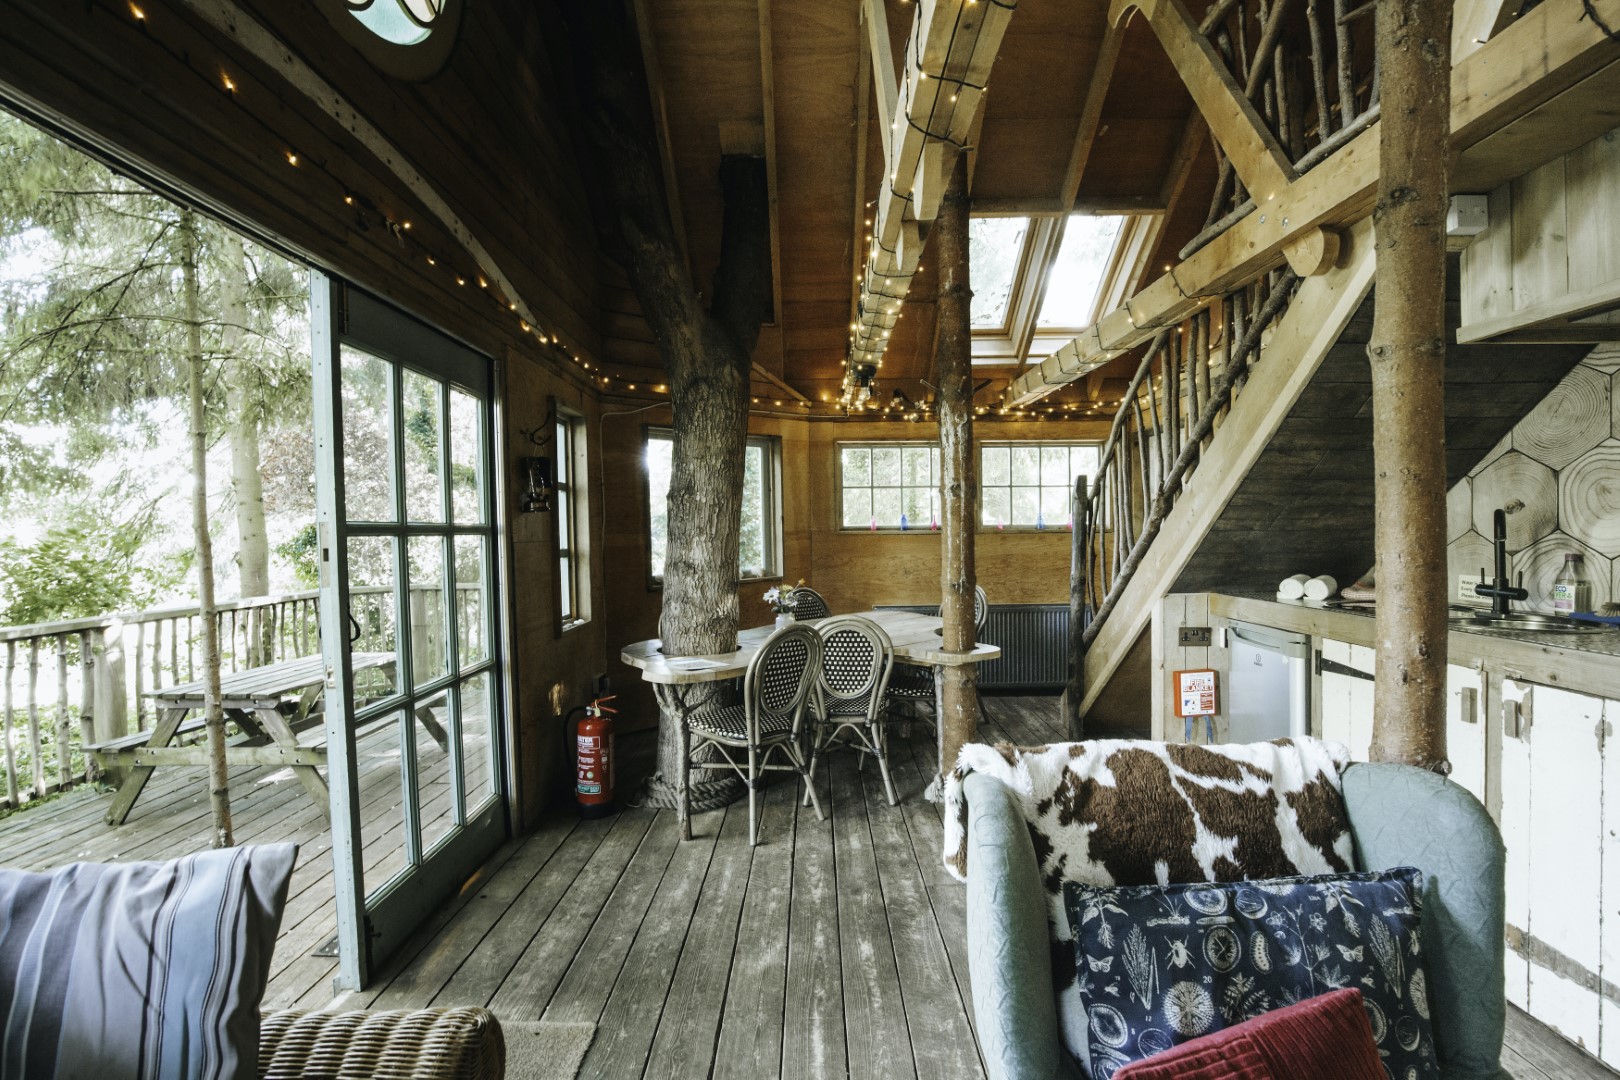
left=1224, top=621, right=1311, bottom=742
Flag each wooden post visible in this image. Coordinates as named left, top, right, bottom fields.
left=935, top=155, right=979, bottom=780
left=3, top=641, right=16, bottom=807
left=1366, top=0, right=1452, bottom=771
left=182, top=208, right=234, bottom=846
left=1064, top=474, right=1090, bottom=739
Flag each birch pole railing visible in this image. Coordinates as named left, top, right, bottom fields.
left=0, top=583, right=478, bottom=810
left=1076, top=268, right=1301, bottom=650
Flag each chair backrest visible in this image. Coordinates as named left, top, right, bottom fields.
left=974, top=585, right=989, bottom=634
left=791, top=586, right=830, bottom=619
left=744, top=622, right=821, bottom=739
left=815, top=615, right=894, bottom=719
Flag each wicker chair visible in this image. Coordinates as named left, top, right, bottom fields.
left=883, top=586, right=990, bottom=728
left=804, top=615, right=898, bottom=807
left=683, top=622, right=825, bottom=845
left=259, top=1006, right=505, bottom=1079
left=790, top=585, right=830, bottom=619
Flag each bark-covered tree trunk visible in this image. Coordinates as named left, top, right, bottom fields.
left=181, top=208, right=234, bottom=847
left=935, top=156, right=979, bottom=782
left=1366, top=0, right=1451, bottom=771
left=557, top=5, right=771, bottom=807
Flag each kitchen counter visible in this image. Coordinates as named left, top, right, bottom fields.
left=1209, top=590, right=1620, bottom=701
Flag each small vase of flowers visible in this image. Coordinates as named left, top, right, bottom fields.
left=764, top=578, right=807, bottom=630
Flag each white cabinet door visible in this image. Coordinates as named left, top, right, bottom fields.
left=1445, top=664, right=1487, bottom=803
left=1318, top=640, right=1374, bottom=761
left=1599, top=698, right=1620, bottom=1069
left=1523, top=684, right=1604, bottom=1052
left=1500, top=679, right=1533, bottom=1010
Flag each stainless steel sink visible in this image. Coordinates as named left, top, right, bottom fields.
left=1450, top=610, right=1610, bottom=634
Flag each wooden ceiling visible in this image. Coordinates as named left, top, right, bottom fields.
left=606, top=0, right=1220, bottom=413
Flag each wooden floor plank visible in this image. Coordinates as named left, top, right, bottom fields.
left=859, top=744, right=985, bottom=1079
left=828, top=751, right=914, bottom=1079
left=482, top=810, right=659, bottom=1020
left=649, top=783, right=786, bottom=1080
left=573, top=806, right=723, bottom=1075
left=780, top=752, right=847, bottom=1080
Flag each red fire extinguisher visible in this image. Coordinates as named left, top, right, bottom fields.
left=575, top=695, right=616, bottom=818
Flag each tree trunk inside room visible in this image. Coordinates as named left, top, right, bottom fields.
left=181, top=209, right=234, bottom=848
left=557, top=5, right=772, bottom=810
left=1366, top=0, right=1451, bottom=771
left=935, top=156, right=979, bottom=783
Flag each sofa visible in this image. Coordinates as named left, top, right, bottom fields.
left=961, top=761, right=1509, bottom=1080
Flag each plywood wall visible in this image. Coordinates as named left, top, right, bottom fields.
left=1460, top=125, right=1620, bottom=339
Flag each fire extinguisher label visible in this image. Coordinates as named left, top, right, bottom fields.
left=578, top=782, right=602, bottom=794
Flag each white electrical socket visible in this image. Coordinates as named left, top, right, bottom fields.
left=1458, top=573, right=1486, bottom=604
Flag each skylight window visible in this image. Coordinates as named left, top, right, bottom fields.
left=969, top=217, right=1028, bottom=329
left=347, top=0, right=442, bottom=45
left=1037, top=215, right=1125, bottom=328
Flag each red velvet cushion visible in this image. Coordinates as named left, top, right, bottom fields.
left=1112, top=989, right=1386, bottom=1080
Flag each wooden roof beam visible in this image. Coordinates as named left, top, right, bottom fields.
left=1110, top=0, right=1295, bottom=204
left=757, top=0, right=783, bottom=331
left=862, top=0, right=898, bottom=169
left=1057, top=24, right=1125, bottom=213
left=845, top=0, right=1017, bottom=391
left=1002, top=0, right=1620, bottom=409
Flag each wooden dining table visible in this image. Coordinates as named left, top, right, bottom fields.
left=621, top=608, right=999, bottom=829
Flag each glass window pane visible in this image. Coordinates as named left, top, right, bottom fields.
left=402, top=370, right=445, bottom=522
left=454, top=536, right=487, bottom=667
left=559, top=555, right=573, bottom=620
left=982, top=487, right=1009, bottom=527
left=647, top=435, right=672, bottom=578
left=902, top=446, right=932, bottom=487
left=554, top=419, right=570, bottom=484
left=841, top=446, right=871, bottom=486
left=347, top=536, right=398, bottom=698
left=1037, top=215, right=1126, bottom=328
left=460, top=671, right=498, bottom=810
left=1011, top=487, right=1040, bottom=527
left=843, top=486, right=871, bottom=528
left=407, top=535, right=449, bottom=688
left=340, top=348, right=395, bottom=522
left=1041, top=446, right=1070, bottom=486
left=415, top=689, right=453, bottom=855
left=449, top=388, right=483, bottom=524
left=969, top=217, right=1029, bottom=328
left=360, top=710, right=409, bottom=901
left=1041, top=487, right=1069, bottom=527
left=902, top=487, right=931, bottom=527
left=740, top=443, right=766, bottom=577
left=872, top=487, right=902, bottom=528
left=1011, top=445, right=1040, bottom=485
left=1071, top=445, right=1099, bottom=481
left=982, top=446, right=1010, bottom=486
left=871, top=447, right=902, bottom=487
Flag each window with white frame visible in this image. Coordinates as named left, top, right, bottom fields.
left=647, top=430, right=781, bottom=582
left=555, top=410, right=587, bottom=627
left=979, top=442, right=1099, bottom=530
left=839, top=443, right=942, bottom=531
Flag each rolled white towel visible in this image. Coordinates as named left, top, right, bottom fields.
left=1278, top=574, right=1310, bottom=600
left=1304, top=575, right=1339, bottom=601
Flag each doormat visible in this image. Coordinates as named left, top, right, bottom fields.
left=500, top=1020, right=596, bottom=1080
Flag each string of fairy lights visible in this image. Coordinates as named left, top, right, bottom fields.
left=120, top=0, right=1102, bottom=422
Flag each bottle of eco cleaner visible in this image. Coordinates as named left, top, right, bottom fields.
left=1552, top=553, right=1593, bottom=616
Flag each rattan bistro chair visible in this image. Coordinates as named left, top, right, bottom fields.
left=790, top=585, right=830, bottom=619
left=805, top=615, right=898, bottom=807
left=683, top=622, right=825, bottom=845
left=883, top=585, right=990, bottom=728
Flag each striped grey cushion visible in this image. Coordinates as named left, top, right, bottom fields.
left=0, top=842, right=297, bottom=1080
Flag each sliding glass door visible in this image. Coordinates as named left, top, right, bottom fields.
left=311, top=273, right=507, bottom=989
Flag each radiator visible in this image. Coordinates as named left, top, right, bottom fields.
left=875, top=604, right=1070, bottom=691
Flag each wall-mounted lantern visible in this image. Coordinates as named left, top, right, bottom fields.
left=520, top=456, right=552, bottom=513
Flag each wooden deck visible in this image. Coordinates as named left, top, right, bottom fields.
left=1, top=695, right=1612, bottom=1078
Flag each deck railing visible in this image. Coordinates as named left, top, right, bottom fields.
left=0, top=584, right=480, bottom=810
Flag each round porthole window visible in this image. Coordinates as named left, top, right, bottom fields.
left=319, top=0, right=462, bottom=80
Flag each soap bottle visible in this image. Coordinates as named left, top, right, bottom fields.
left=1552, top=553, right=1593, bottom=616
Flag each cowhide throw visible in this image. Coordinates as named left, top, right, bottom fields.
left=943, top=738, right=1354, bottom=1068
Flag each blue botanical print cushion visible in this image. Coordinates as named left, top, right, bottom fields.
left=1063, top=868, right=1437, bottom=1080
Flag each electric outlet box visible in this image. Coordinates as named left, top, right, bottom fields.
left=1458, top=573, right=1486, bottom=604
left=1178, top=626, right=1213, bottom=647
left=1448, top=194, right=1489, bottom=236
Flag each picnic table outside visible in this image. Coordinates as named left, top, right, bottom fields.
left=90, top=652, right=448, bottom=825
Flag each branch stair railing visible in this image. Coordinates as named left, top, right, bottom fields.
left=0, top=585, right=478, bottom=811
left=1077, top=267, right=1301, bottom=648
